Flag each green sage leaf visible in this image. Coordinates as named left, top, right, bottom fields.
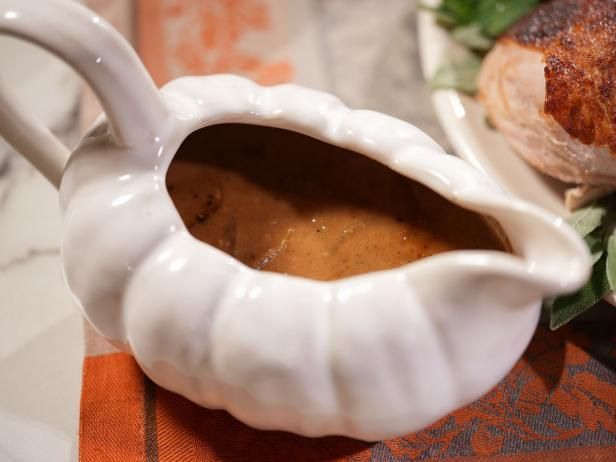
left=566, top=203, right=607, bottom=237
left=549, top=256, right=611, bottom=330
left=430, top=53, right=482, bottom=95
left=606, top=234, right=616, bottom=292
left=477, top=0, right=541, bottom=38
left=584, top=233, right=604, bottom=265
left=422, top=0, right=480, bottom=28
left=451, top=23, right=494, bottom=51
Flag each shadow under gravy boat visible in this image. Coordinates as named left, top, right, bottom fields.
left=0, top=0, right=590, bottom=441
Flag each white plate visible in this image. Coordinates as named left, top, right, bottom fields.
left=416, top=9, right=569, bottom=217
left=416, top=9, right=616, bottom=307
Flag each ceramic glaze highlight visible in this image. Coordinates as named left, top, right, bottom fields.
left=0, top=0, right=591, bottom=442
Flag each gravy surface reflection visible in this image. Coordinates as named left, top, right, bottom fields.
left=166, top=124, right=507, bottom=280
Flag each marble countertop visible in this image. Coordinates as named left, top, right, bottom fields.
left=0, top=35, right=83, bottom=461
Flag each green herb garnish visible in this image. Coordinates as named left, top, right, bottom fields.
left=477, top=0, right=541, bottom=38
left=549, top=255, right=611, bottom=330
left=429, top=53, right=482, bottom=94
left=451, top=23, right=494, bottom=51
left=547, top=197, right=616, bottom=329
left=424, top=0, right=543, bottom=94
left=606, top=234, right=616, bottom=292
left=427, top=0, right=478, bottom=28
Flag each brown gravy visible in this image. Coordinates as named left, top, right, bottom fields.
left=166, top=124, right=507, bottom=281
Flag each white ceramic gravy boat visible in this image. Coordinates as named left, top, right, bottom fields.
left=0, top=0, right=590, bottom=441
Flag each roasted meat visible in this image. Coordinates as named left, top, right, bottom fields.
left=478, top=0, right=616, bottom=187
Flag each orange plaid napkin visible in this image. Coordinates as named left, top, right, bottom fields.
left=79, top=1, right=616, bottom=460
left=80, top=324, right=616, bottom=461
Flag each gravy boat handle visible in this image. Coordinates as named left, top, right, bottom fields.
left=0, top=0, right=166, bottom=187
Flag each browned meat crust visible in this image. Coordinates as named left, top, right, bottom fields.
left=504, top=0, right=616, bottom=155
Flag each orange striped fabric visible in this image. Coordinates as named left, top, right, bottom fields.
left=79, top=325, right=615, bottom=461
left=80, top=354, right=146, bottom=462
